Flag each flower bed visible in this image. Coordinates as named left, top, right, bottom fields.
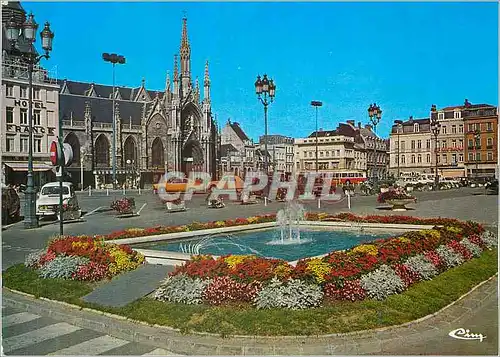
left=377, top=188, right=416, bottom=204
left=69, top=213, right=478, bottom=242
left=153, top=220, right=497, bottom=309
left=110, top=197, right=136, bottom=214
left=24, top=236, right=145, bottom=281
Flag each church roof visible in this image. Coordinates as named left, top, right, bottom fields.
left=229, top=122, right=250, bottom=142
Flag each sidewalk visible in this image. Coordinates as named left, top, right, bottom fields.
left=3, top=275, right=497, bottom=355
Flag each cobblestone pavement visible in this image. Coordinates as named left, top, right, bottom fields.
left=1, top=305, right=182, bottom=356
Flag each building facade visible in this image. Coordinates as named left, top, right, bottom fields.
left=259, top=135, right=294, bottom=174
left=460, top=101, right=497, bottom=178
left=1, top=1, right=60, bottom=187
left=220, top=119, right=255, bottom=176
left=389, top=117, right=433, bottom=177
left=59, top=17, right=217, bottom=189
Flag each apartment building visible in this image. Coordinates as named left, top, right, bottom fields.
left=389, top=117, right=434, bottom=176
left=259, top=135, right=294, bottom=174
left=220, top=119, right=255, bottom=176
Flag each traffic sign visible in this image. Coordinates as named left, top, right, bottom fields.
left=49, top=141, right=60, bottom=165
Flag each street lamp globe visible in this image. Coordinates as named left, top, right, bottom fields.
left=261, top=74, right=269, bottom=92
left=5, top=16, right=20, bottom=42
left=269, top=79, right=276, bottom=98
left=254, top=75, right=262, bottom=95
left=40, top=22, right=54, bottom=53
left=126, top=159, right=131, bottom=165
left=368, top=104, right=374, bottom=118
left=23, top=12, right=38, bottom=42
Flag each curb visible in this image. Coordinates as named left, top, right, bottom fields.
left=3, top=274, right=497, bottom=355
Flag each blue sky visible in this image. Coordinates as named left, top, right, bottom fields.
left=26, top=1, right=498, bottom=141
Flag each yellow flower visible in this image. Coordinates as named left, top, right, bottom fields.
left=108, top=247, right=141, bottom=275
left=350, top=244, right=378, bottom=256
left=274, top=263, right=293, bottom=279
left=72, top=241, right=90, bottom=250
left=225, top=255, right=253, bottom=269
left=306, top=258, right=331, bottom=284
left=445, top=226, right=462, bottom=234
left=247, top=216, right=259, bottom=223
left=397, top=237, right=411, bottom=243
left=318, top=213, right=329, bottom=220
left=422, top=229, right=441, bottom=239
left=215, top=221, right=226, bottom=227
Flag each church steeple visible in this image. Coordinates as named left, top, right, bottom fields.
left=179, top=15, right=191, bottom=96
left=203, top=60, right=210, bottom=102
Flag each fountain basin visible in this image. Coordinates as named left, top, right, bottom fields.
left=128, top=221, right=436, bottom=265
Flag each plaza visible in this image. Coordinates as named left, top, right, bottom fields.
left=2, top=1, right=499, bottom=356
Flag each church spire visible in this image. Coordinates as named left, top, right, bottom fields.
left=179, top=15, right=191, bottom=95
left=204, top=60, right=210, bottom=87
left=165, top=70, right=171, bottom=92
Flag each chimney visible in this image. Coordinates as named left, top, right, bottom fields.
left=358, top=122, right=361, bottom=129
left=346, top=120, right=355, bottom=126
left=365, top=124, right=372, bottom=131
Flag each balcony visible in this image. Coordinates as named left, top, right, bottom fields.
left=2, top=58, right=57, bottom=85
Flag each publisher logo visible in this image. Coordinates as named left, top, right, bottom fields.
left=448, top=328, right=486, bottom=342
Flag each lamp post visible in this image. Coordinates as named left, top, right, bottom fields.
left=5, top=13, right=54, bottom=229
left=367, top=103, right=382, bottom=183
left=311, top=101, right=323, bottom=172
left=254, top=74, right=276, bottom=174
left=430, top=104, right=441, bottom=190
left=102, top=53, right=126, bottom=189
left=474, top=129, right=481, bottom=179
left=394, top=120, right=403, bottom=178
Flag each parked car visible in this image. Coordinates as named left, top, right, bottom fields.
left=2, top=186, right=20, bottom=224
left=36, top=182, right=79, bottom=219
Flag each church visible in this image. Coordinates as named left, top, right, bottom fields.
left=60, top=17, right=217, bottom=189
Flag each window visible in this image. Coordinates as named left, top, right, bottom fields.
left=411, top=140, right=415, bottom=150
left=442, top=154, right=447, bottom=163
left=468, top=152, right=473, bottom=161
left=451, top=125, right=457, bottom=134
left=426, top=139, right=431, bottom=149
left=475, top=123, right=480, bottom=131
left=401, top=155, right=406, bottom=164
left=417, top=154, right=422, bottom=163
left=487, top=122, right=493, bottom=131
left=454, top=111, right=461, bottom=119
left=459, top=154, right=463, bottom=162
left=6, top=84, right=14, bottom=97
left=6, top=137, right=14, bottom=152
left=326, top=151, right=329, bottom=157
left=34, top=138, right=42, bottom=153
left=308, top=152, right=313, bottom=158
left=20, top=109, right=28, bottom=125
left=320, top=151, right=324, bottom=157
left=417, top=140, right=422, bottom=149
left=411, top=155, right=415, bottom=164
left=20, top=86, right=27, bottom=98
left=476, top=153, right=481, bottom=161
left=33, top=110, right=41, bottom=126
left=459, top=139, right=463, bottom=148
left=414, top=123, right=419, bottom=132
left=488, top=152, right=493, bottom=161
left=401, top=141, right=405, bottom=150
left=426, top=154, right=431, bottom=163
left=438, top=113, right=444, bottom=119
left=20, top=137, right=28, bottom=152
left=468, top=124, right=473, bottom=132
left=468, top=139, right=473, bottom=148
left=442, top=126, right=447, bottom=134
left=33, top=88, right=40, bottom=100
left=452, top=154, right=457, bottom=163
left=441, top=140, right=446, bottom=148
left=6, top=107, right=14, bottom=124
left=437, top=155, right=440, bottom=163
left=452, top=140, right=456, bottom=148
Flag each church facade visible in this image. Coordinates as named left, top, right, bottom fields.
left=60, top=17, right=217, bottom=189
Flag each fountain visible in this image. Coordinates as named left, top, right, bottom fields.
left=179, top=234, right=263, bottom=256
left=267, top=201, right=313, bottom=245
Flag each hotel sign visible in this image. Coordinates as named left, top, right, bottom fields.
left=13, top=100, right=47, bottom=109
left=6, top=124, right=55, bottom=135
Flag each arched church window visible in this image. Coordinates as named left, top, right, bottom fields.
left=124, top=136, right=137, bottom=164
left=151, top=137, right=164, bottom=167
left=95, top=135, right=110, bottom=167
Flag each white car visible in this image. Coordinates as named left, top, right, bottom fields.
left=36, top=182, right=80, bottom=219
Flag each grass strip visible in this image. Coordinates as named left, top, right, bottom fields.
left=3, top=249, right=497, bottom=336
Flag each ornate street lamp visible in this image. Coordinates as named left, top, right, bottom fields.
left=394, top=120, right=403, bottom=178
left=5, top=13, right=54, bottom=229
left=430, top=104, right=441, bottom=190
left=311, top=101, right=323, bottom=172
left=103, top=53, right=126, bottom=189
left=367, top=103, right=382, bottom=182
left=255, top=74, right=276, bottom=174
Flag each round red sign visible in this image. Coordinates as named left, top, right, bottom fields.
left=50, top=141, right=58, bottom=165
